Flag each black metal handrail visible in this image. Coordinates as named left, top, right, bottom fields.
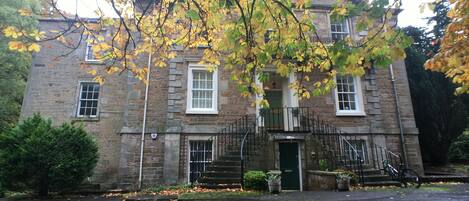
left=340, top=135, right=365, bottom=184
left=304, top=114, right=366, bottom=184
left=239, top=128, right=250, bottom=188
left=212, top=107, right=367, bottom=186
left=371, top=144, right=402, bottom=175
left=259, top=107, right=311, bottom=132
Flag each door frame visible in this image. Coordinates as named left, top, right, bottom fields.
left=278, top=141, right=303, bottom=191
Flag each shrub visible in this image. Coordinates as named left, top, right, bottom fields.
left=449, top=131, right=469, bottom=163
left=243, top=171, right=267, bottom=190
left=334, top=169, right=359, bottom=185
left=0, top=114, right=99, bottom=197
left=319, top=159, right=329, bottom=171
left=0, top=183, right=4, bottom=198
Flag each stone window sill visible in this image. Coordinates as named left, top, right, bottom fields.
left=185, top=110, right=219, bottom=115
left=335, top=111, right=366, bottom=117
left=71, top=116, right=100, bottom=122
left=84, top=60, right=104, bottom=65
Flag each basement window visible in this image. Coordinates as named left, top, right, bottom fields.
left=344, top=139, right=368, bottom=163
left=77, top=82, right=100, bottom=117
left=189, top=140, right=213, bottom=183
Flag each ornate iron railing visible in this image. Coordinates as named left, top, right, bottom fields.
left=211, top=107, right=368, bottom=186
left=259, top=107, right=312, bottom=132
left=304, top=114, right=365, bottom=184
left=371, top=144, right=402, bottom=176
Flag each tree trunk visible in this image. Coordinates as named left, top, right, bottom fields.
left=38, top=176, right=49, bottom=197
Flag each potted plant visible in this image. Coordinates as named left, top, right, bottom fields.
left=336, top=173, right=351, bottom=191
left=266, top=170, right=282, bottom=194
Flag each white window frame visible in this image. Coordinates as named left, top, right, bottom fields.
left=330, top=18, right=350, bottom=41
left=76, top=81, right=100, bottom=118
left=85, top=43, right=99, bottom=62
left=186, top=64, right=218, bottom=114
left=334, top=75, right=366, bottom=116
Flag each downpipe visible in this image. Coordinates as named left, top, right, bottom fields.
left=138, top=38, right=153, bottom=190
left=389, top=64, right=408, bottom=168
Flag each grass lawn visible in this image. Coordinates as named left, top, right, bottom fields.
left=178, top=191, right=264, bottom=200
left=353, top=182, right=462, bottom=193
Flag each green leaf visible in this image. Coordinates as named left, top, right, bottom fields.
left=186, top=9, right=200, bottom=20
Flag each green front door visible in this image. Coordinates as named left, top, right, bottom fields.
left=279, top=142, right=300, bottom=190
left=264, top=90, right=283, bottom=129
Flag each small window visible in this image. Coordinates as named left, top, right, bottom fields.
left=189, top=140, right=213, bottom=183
left=186, top=64, right=218, bottom=114
left=85, top=43, right=98, bottom=61
left=330, top=19, right=349, bottom=41
left=334, top=75, right=365, bottom=116
left=344, top=139, right=368, bottom=163
left=77, top=82, right=100, bottom=117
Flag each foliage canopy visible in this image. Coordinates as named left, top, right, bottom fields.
left=0, top=0, right=39, bottom=133
left=425, top=0, right=469, bottom=94
left=3, top=0, right=410, bottom=106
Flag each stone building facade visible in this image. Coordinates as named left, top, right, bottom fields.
left=21, top=2, right=423, bottom=191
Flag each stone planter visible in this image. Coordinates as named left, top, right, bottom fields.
left=337, top=177, right=351, bottom=191
left=266, top=170, right=282, bottom=194
left=306, top=170, right=338, bottom=190
left=267, top=180, right=281, bottom=194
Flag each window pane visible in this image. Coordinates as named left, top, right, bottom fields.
left=336, top=75, right=358, bottom=111
left=78, top=83, right=99, bottom=117
left=331, top=20, right=349, bottom=41
left=190, top=69, right=214, bottom=110
left=91, top=108, right=97, bottom=116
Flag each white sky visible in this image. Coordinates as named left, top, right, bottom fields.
left=56, top=0, right=435, bottom=29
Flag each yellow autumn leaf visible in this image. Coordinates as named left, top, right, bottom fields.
left=3, top=26, right=22, bottom=39
left=334, top=7, right=347, bottom=16
left=93, top=76, right=105, bottom=84
left=28, top=43, right=41, bottom=52
left=8, top=41, right=26, bottom=52
left=88, top=69, right=97, bottom=76
left=18, top=8, right=32, bottom=16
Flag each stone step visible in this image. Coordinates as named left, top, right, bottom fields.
left=361, top=169, right=383, bottom=176
left=197, top=177, right=241, bottom=184
left=206, top=165, right=241, bottom=171
left=363, top=180, right=401, bottom=187
left=197, top=183, right=242, bottom=189
left=211, top=160, right=241, bottom=166
left=202, top=171, right=241, bottom=178
left=219, top=155, right=242, bottom=161
left=363, top=174, right=393, bottom=182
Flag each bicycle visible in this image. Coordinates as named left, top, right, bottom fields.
left=382, top=160, right=421, bottom=188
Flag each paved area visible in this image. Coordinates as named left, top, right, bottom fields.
left=2, top=183, right=468, bottom=201
left=256, top=183, right=469, bottom=201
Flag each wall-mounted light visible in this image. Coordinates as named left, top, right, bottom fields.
left=151, top=133, right=158, bottom=140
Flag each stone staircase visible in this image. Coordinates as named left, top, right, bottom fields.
left=361, top=169, right=400, bottom=186
left=197, top=151, right=242, bottom=189
left=314, top=134, right=400, bottom=187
